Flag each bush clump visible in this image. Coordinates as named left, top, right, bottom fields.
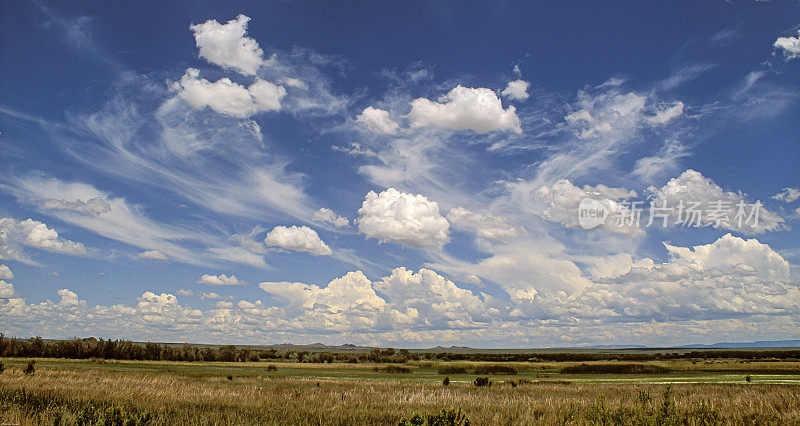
left=23, top=360, right=35, bottom=375
left=265, top=364, right=277, bottom=372
left=473, top=377, right=491, bottom=387
left=560, top=363, right=670, bottom=375
left=399, top=408, right=470, bottom=426
left=437, top=365, right=467, bottom=375
left=374, top=365, right=412, bottom=374
left=474, top=365, right=517, bottom=375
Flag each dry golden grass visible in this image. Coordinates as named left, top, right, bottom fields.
left=0, top=360, right=798, bottom=425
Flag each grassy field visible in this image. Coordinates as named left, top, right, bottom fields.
left=0, top=358, right=798, bottom=424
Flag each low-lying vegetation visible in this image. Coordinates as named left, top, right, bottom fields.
left=22, top=359, right=34, bottom=375
left=560, top=363, right=671, bottom=375
left=437, top=366, right=467, bottom=375
left=0, top=359, right=797, bottom=425
left=473, top=377, right=492, bottom=387
left=374, top=365, right=413, bottom=374
left=474, top=365, right=517, bottom=375
left=399, top=408, right=470, bottom=426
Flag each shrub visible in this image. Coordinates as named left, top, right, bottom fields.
left=659, top=386, right=676, bottom=420
left=474, top=365, right=517, bottom=375
left=692, top=400, right=721, bottom=425
left=745, top=375, right=752, bottom=382
left=399, top=408, right=470, bottom=426
left=442, top=377, right=450, bottom=386
left=23, top=360, right=35, bottom=375
left=226, top=374, right=233, bottom=381
left=437, top=365, right=467, bottom=375
left=0, top=361, right=4, bottom=373
left=266, top=364, right=278, bottom=372
left=374, top=365, right=412, bottom=374
left=473, top=377, right=491, bottom=387
left=560, top=363, right=670, bottom=375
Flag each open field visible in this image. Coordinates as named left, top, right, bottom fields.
left=0, top=358, right=798, bottom=425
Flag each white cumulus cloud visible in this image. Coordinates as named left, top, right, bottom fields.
left=0, top=217, right=87, bottom=262
left=0, top=265, right=12, bottom=280
left=260, top=270, right=385, bottom=312
left=356, top=106, right=400, bottom=134
left=0, top=281, right=14, bottom=299
left=526, top=179, right=642, bottom=236
left=500, top=79, right=530, bottom=101
left=647, top=169, right=785, bottom=234
left=190, top=14, right=265, bottom=75
left=264, top=225, right=332, bottom=255
left=664, top=233, right=790, bottom=282
left=408, top=85, right=522, bottom=134
left=373, top=267, right=489, bottom=327
left=174, top=68, right=286, bottom=118
left=197, top=274, right=245, bottom=286
left=774, top=30, right=800, bottom=60
left=357, top=188, right=450, bottom=249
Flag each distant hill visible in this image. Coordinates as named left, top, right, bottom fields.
left=586, top=345, right=649, bottom=349
left=581, top=340, right=800, bottom=350
left=431, top=345, right=473, bottom=350
left=674, top=340, right=800, bottom=349
left=259, top=343, right=374, bottom=351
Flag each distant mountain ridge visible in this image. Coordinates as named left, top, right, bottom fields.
left=189, top=339, right=800, bottom=350
left=673, top=340, right=800, bottom=349
left=583, top=340, right=800, bottom=349
left=37, top=337, right=799, bottom=351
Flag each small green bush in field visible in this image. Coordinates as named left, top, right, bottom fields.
left=399, top=408, right=470, bottom=426
left=473, top=377, right=491, bottom=387
left=442, top=377, right=450, bottom=386
left=266, top=364, right=278, bottom=372
left=23, top=359, right=35, bottom=375
left=0, top=361, right=4, bottom=373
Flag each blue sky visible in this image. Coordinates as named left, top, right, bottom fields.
left=0, top=1, right=799, bottom=347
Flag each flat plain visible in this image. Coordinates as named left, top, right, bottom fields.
left=0, top=357, right=798, bottom=425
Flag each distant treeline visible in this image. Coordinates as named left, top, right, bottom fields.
left=1, top=335, right=798, bottom=363
left=0, top=335, right=416, bottom=363
left=429, top=350, right=800, bottom=363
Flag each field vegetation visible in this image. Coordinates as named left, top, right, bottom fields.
left=0, top=336, right=798, bottom=424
